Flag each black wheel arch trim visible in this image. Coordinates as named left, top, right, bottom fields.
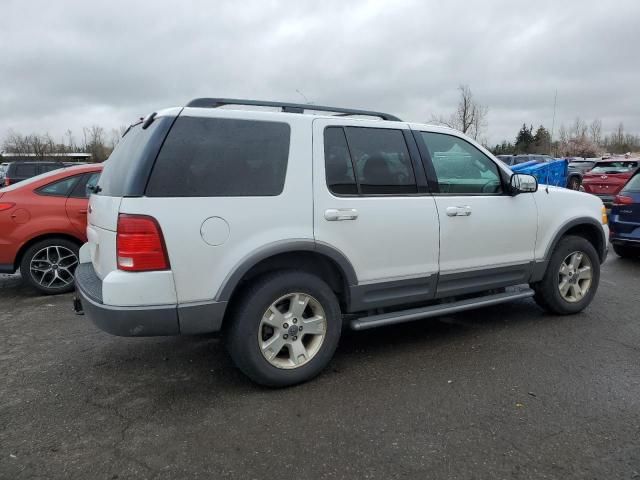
left=214, top=239, right=358, bottom=302
left=530, top=217, right=607, bottom=282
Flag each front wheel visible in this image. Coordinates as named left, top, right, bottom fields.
left=531, top=235, right=600, bottom=315
left=20, top=238, right=80, bottom=295
left=226, top=271, right=342, bottom=387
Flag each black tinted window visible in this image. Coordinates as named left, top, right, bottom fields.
left=147, top=117, right=290, bottom=197
left=324, top=127, right=357, bottom=195
left=14, top=164, right=37, bottom=176
left=98, top=120, right=163, bottom=197
left=421, top=132, right=503, bottom=194
left=37, top=175, right=80, bottom=196
left=343, top=127, right=416, bottom=195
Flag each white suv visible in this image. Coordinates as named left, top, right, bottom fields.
left=74, top=98, right=609, bottom=386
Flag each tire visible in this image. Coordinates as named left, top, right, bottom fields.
left=531, top=235, right=600, bottom=315
left=613, top=244, right=639, bottom=258
left=225, top=271, right=342, bottom=387
left=568, top=176, right=581, bottom=190
left=20, top=238, right=80, bottom=295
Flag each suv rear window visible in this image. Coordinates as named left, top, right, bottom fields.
left=97, top=121, right=164, bottom=197
left=146, top=116, right=290, bottom=197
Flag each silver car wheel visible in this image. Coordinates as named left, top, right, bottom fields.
left=258, top=292, right=327, bottom=369
left=558, top=251, right=593, bottom=303
left=29, top=246, right=78, bottom=289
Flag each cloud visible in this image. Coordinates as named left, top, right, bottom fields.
left=1, top=0, right=639, bottom=146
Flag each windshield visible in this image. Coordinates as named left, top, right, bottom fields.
left=590, top=161, right=638, bottom=174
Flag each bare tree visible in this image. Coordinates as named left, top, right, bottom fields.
left=589, top=119, right=602, bottom=146
left=571, top=117, right=587, bottom=140
left=431, top=84, right=488, bottom=140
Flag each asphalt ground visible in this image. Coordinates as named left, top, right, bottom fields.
left=1, top=255, right=639, bottom=479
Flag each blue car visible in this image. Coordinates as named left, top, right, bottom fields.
left=610, top=171, right=640, bottom=258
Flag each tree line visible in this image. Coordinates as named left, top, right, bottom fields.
left=1, top=125, right=126, bottom=163
left=492, top=119, right=640, bottom=158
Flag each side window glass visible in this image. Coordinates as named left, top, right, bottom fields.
left=324, top=127, right=357, bottom=195
left=37, top=176, right=80, bottom=196
left=69, top=173, right=100, bottom=198
left=84, top=173, right=100, bottom=197
left=420, top=132, right=503, bottom=194
left=344, top=127, right=417, bottom=194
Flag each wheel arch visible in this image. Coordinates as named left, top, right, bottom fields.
left=216, top=240, right=357, bottom=312
left=531, top=217, right=607, bottom=282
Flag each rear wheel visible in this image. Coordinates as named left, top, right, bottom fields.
left=613, top=244, right=639, bottom=258
left=20, top=238, right=80, bottom=295
left=226, top=271, right=341, bottom=387
left=568, top=176, right=581, bottom=190
left=532, top=235, right=600, bottom=315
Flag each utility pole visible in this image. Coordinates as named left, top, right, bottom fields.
left=550, top=89, right=557, bottom=156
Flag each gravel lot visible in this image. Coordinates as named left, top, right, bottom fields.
left=1, top=256, right=639, bottom=480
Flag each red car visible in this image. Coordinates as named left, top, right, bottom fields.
left=0, top=164, right=102, bottom=294
left=582, top=158, right=639, bottom=206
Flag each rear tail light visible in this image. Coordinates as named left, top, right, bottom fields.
left=116, top=214, right=170, bottom=271
left=3, top=177, right=11, bottom=187
left=613, top=195, right=633, bottom=205
left=0, top=202, right=15, bottom=211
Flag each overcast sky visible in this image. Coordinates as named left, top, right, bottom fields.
left=2, top=0, right=639, bottom=147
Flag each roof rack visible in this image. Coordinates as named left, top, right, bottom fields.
left=185, top=98, right=402, bottom=122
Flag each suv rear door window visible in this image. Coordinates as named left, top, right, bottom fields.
left=324, top=127, right=357, bottom=195
left=344, top=127, right=417, bottom=195
left=146, top=117, right=290, bottom=197
left=323, top=126, right=417, bottom=195
left=420, top=132, right=503, bottom=194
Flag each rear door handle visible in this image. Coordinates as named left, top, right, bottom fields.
left=324, top=208, right=358, bottom=221
left=78, top=209, right=87, bottom=214
left=446, top=206, right=472, bottom=217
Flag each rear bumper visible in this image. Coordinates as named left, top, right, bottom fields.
left=592, top=194, right=615, bottom=206
left=74, top=263, right=226, bottom=336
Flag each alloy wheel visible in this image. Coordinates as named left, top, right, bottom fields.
left=258, top=292, right=327, bottom=369
left=29, top=246, right=78, bottom=290
left=558, top=251, right=593, bottom=303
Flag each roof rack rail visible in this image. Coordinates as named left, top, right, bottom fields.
left=185, top=98, right=402, bottom=122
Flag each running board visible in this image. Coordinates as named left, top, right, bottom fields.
left=350, top=286, right=535, bottom=331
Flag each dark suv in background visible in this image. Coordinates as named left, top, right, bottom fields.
left=2, top=161, right=67, bottom=187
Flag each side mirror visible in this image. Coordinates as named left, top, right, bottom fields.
left=510, top=173, right=538, bottom=195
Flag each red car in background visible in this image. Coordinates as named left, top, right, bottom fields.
left=0, top=164, right=102, bottom=294
left=581, top=158, right=639, bottom=206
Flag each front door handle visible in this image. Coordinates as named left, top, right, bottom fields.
left=325, top=208, right=359, bottom=221
left=446, top=206, right=472, bottom=217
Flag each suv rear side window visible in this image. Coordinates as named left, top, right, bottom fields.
left=420, top=132, right=503, bottom=195
left=146, top=117, right=290, bottom=197
left=324, top=126, right=417, bottom=195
